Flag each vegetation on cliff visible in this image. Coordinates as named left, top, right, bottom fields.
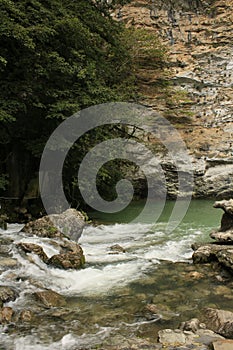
left=0, top=0, right=176, bottom=215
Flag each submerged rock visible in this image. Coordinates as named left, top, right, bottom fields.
left=22, top=208, right=87, bottom=241
left=34, top=290, right=66, bottom=308
left=144, top=303, right=178, bottom=321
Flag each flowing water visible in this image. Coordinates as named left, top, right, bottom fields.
left=0, top=199, right=232, bottom=349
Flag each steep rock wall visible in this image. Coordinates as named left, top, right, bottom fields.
left=114, top=0, right=233, bottom=198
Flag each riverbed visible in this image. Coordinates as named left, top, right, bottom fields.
left=1, top=199, right=233, bottom=349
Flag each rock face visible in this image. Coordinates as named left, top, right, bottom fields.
left=192, top=199, right=233, bottom=273
left=22, top=208, right=86, bottom=241
left=115, top=0, right=233, bottom=199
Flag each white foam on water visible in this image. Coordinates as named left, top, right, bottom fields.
left=1, top=327, right=113, bottom=350
left=1, top=222, right=210, bottom=300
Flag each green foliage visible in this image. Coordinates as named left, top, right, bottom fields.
left=0, top=0, right=135, bottom=200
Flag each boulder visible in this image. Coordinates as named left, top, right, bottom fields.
left=204, top=308, right=233, bottom=338
left=213, top=199, right=233, bottom=216
left=0, top=286, right=18, bottom=303
left=0, top=257, right=18, bottom=269
left=144, top=304, right=178, bottom=321
left=22, top=208, right=86, bottom=241
left=17, top=242, right=48, bottom=263
left=192, top=243, right=230, bottom=264
left=158, top=328, right=223, bottom=346
left=19, top=309, right=33, bottom=322
left=34, top=290, right=66, bottom=308
left=48, top=251, right=85, bottom=269
left=0, top=307, right=13, bottom=323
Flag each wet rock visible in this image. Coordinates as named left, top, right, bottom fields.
left=34, top=290, right=66, bottom=308
left=204, top=308, right=233, bottom=338
left=59, top=239, right=84, bottom=255
left=0, top=286, right=18, bottom=303
left=22, top=208, right=87, bottom=241
left=217, top=249, right=233, bottom=273
left=109, top=244, right=126, bottom=253
left=158, top=329, right=186, bottom=345
left=210, top=200, right=233, bottom=243
left=213, top=339, right=233, bottom=350
left=180, top=318, right=206, bottom=332
left=17, top=242, right=48, bottom=263
left=19, top=310, right=33, bottom=322
left=214, top=199, right=233, bottom=216
left=22, top=215, right=63, bottom=238
left=144, top=303, right=178, bottom=321
left=0, top=307, right=13, bottom=323
left=158, top=327, right=223, bottom=347
left=192, top=244, right=230, bottom=264
left=184, top=271, right=205, bottom=280
left=48, top=250, right=85, bottom=270
left=0, top=257, right=18, bottom=269
left=211, top=230, right=233, bottom=243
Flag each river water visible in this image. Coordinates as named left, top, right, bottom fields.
left=1, top=199, right=232, bottom=349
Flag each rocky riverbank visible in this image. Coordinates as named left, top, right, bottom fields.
left=0, top=203, right=233, bottom=349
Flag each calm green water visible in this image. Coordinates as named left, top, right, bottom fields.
left=89, top=198, right=222, bottom=227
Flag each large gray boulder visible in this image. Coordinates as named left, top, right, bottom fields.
left=22, top=208, right=87, bottom=241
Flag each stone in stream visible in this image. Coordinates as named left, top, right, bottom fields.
left=0, top=307, right=14, bottom=324
left=109, top=244, right=126, bottom=253
left=204, top=308, right=233, bottom=338
left=34, top=290, right=66, bottom=308
left=22, top=208, right=87, bottom=241
left=0, top=257, right=18, bottom=269
left=17, top=242, right=49, bottom=263
left=192, top=199, right=233, bottom=273
left=48, top=250, right=85, bottom=269
left=210, top=199, right=233, bottom=243
left=0, top=286, right=18, bottom=303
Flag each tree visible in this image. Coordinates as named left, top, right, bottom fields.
left=0, top=0, right=134, bottom=207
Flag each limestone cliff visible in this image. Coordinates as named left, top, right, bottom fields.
left=114, top=0, right=233, bottom=198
